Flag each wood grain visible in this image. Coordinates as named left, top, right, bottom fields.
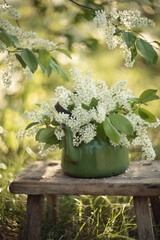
left=9, top=160, right=160, bottom=196
left=24, top=195, right=44, bottom=240
left=150, top=196, right=160, bottom=227
left=134, top=197, right=154, bottom=240
left=46, top=194, right=57, bottom=225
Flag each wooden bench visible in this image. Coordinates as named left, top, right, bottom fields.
left=9, top=160, right=160, bottom=240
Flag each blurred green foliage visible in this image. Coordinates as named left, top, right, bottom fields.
left=0, top=0, right=160, bottom=239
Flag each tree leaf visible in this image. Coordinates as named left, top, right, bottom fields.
left=46, top=66, right=52, bottom=77
left=122, top=32, right=137, bottom=48
left=68, top=104, right=75, bottom=111
left=38, top=48, right=51, bottom=69
left=136, top=38, right=158, bottom=64
left=51, top=118, right=59, bottom=126
left=50, top=58, right=59, bottom=74
left=131, top=45, right=137, bottom=61
left=57, top=65, right=69, bottom=81
left=21, top=49, right=38, bottom=73
left=55, top=48, right=72, bottom=59
left=103, top=116, right=120, bottom=144
left=153, top=41, right=160, bottom=47
left=9, top=34, right=20, bottom=46
left=15, top=54, right=26, bottom=68
left=45, top=135, right=60, bottom=145
left=128, top=97, right=139, bottom=103
left=95, top=122, right=106, bottom=142
left=0, top=31, right=13, bottom=46
left=59, top=138, right=65, bottom=149
left=36, top=126, right=55, bottom=143
left=138, top=108, right=157, bottom=123
left=50, top=59, right=69, bottom=81
left=81, top=103, right=90, bottom=110
left=90, top=97, right=98, bottom=108
left=43, top=144, right=52, bottom=151
left=139, top=89, right=159, bottom=103
left=109, top=113, right=133, bottom=135
left=114, top=28, right=122, bottom=36
left=25, top=122, right=39, bottom=130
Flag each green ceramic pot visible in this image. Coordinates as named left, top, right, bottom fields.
left=61, top=126, right=129, bottom=178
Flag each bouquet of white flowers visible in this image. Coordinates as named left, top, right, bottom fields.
left=18, top=68, right=160, bottom=161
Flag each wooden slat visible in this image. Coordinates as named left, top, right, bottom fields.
left=24, top=195, right=44, bottom=240
left=134, top=197, right=154, bottom=240
left=9, top=160, right=160, bottom=196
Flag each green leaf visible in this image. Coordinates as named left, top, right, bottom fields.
left=51, top=118, right=59, bottom=126
left=9, top=34, right=20, bottom=46
left=68, top=104, right=75, bottom=111
left=38, top=48, right=51, bottom=69
left=138, top=108, right=157, bottom=123
left=21, top=49, right=38, bottom=73
left=45, top=134, right=60, bottom=145
left=127, top=132, right=137, bottom=144
left=39, top=62, right=45, bottom=74
left=95, top=122, right=106, bottom=142
left=59, top=138, right=65, bottom=149
left=43, top=144, right=52, bottom=151
left=139, top=89, right=159, bottom=103
left=90, top=97, right=98, bottom=108
left=50, top=59, right=69, bottom=81
left=153, top=41, right=160, bottom=47
left=25, top=122, right=39, bottom=130
left=57, top=65, right=69, bottom=81
left=128, top=97, right=139, bottom=103
left=50, top=58, right=59, bottom=73
left=109, top=113, right=133, bottom=135
left=36, top=126, right=55, bottom=143
left=0, top=28, right=20, bottom=47
left=81, top=103, right=90, bottom=110
left=122, top=32, right=137, bottom=48
left=46, top=66, right=52, bottom=77
left=15, top=54, right=26, bottom=68
left=103, top=116, right=120, bottom=144
left=55, top=48, right=72, bottom=59
left=136, top=38, right=158, bottom=64
left=0, top=31, right=13, bottom=46
left=114, top=28, right=122, bottom=36
left=131, top=45, right=137, bottom=61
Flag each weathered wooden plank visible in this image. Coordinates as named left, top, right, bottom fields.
left=46, top=194, right=57, bottom=225
left=134, top=197, right=154, bottom=240
left=24, top=195, right=44, bottom=240
left=9, top=161, right=160, bottom=196
left=150, top=196, right=160, bottom=227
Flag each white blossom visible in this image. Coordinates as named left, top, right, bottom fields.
left=93, top=9, right=155, bottom=67
left=0, top=4, right=56, bottom=87
left=19, top=68, right=159, bottom=159
left=93, top=10, right=108, bottom=28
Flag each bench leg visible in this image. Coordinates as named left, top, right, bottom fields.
left=24, top=195, right=44, bottom=240
left=150, top=196, right=160, bottom=226
left=46, top=194, right=57, bottom=225
left=150, top=196, right=160, bottom=238
left=134, top=196, right=154, bottom=240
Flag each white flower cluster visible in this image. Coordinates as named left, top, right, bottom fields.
left=19, top=68, right=160, bottom=160
left=0, top=4, right=57, bottom=87
left=94, top=10, right=155, bottom=67
left=0, top=4, right=21, bottom=20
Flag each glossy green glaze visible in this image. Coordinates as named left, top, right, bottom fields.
left=61, top=127, right=129, bottom=178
